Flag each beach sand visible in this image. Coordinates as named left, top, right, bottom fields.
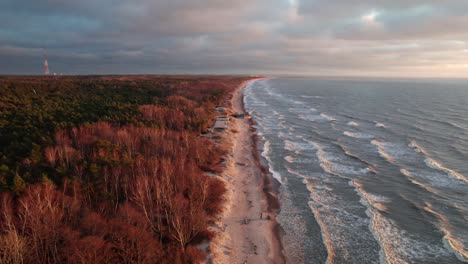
left=209, top=80, right=285, bottom=264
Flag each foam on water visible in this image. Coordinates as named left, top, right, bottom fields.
left=313, top=141, right=370, bottom=178
left=303, top=177, right=381, bottom=263
left=351, top=180, right=390, bottom=212
left=276, top=187, right=308, bottom=263
left=352, top=180, right=454, bottom=264
left=410, top=140, right=468, bottom=182
left=425, top=158, right=468, bottom=183
left=284, top=139, right=316, bottom=153
left=423, top=202, right=468, bottom=262
left=343, top=131, right=375, bottom=139
left=285, top=155, right=295, bottom=163
left=371, top=140, right=409, bottom=164
left=246, top=77, right=468, bottom=263
left=261, top=140, right=283, bottom=183
left=298, top=114, right=327, bottom=122
left=400, top=168, right=466, bottom=190
left=400, top=169, right=438, bottom=194
left=320, top=113, right=337, bottom=121
left=374, top=122, right=387, bottom=128
left=282, top=141, right=383, bottom=262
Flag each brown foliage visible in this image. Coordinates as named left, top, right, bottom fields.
left=0, top=76, right=247, bottom=263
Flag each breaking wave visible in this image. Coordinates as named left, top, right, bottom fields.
left=261, top=140, right=283, bottom=183
left=374, top=122, right=387, bottom=128
left=352, top=180, right=454, bottom=263
left=320, top=113, right=337, bottom=121
left=313, top=142, right=370, bottom=177
left=343, top=131, right=375, bottom=139
left=410, top=140, right=468, bottom=182
left=422, top=202, right=468, bottom=262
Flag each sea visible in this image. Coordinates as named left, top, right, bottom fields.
left=243, top=77, right=468, bottom=264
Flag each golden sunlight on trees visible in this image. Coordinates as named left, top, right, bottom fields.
left=0, top=75, right=249, bottom=263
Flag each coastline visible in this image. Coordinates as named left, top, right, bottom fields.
left=209, top=79, right=285, bottom=263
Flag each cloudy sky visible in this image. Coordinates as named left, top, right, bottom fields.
left=1, top=0, right=468, bottom=77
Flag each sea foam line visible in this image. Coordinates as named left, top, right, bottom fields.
left=410, top=140, right=468, bottom=183
left=261, top=140, right=283, bottom=184
left=352, top=180, right=454, bottom=264
left=343, top=131, right=374, bottom=139
left=423, top=202, right=468, bottom=262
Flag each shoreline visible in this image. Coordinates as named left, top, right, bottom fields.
left=209, top=78, right=285, bottom=263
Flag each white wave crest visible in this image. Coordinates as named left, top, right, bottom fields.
left=343, top=131, right=374, bottom=139
left=352, top=180, right=453, bottom=263
left=374, top=122, right=386, bottom=128
left=320, top=113, right=337, bottom=121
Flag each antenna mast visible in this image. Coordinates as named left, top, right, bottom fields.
left=43, top=49, right=50, bottom=75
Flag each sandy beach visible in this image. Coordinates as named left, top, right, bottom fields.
left=209, top=80, right=285, bottom=264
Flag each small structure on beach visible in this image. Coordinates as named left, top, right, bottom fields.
left=213, top=119, right=229, bottom=131
left=209, top=106, right=232, bottom=132
left=217, top=115, right=230, bottom=121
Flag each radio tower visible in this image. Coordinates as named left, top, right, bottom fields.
left=43, top=49, right=50, bottom=75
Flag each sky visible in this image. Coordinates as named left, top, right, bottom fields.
left=1, top=0, right=468, bottom=77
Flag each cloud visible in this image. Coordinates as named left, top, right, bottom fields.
left=0, top=0, right=467, bottom=77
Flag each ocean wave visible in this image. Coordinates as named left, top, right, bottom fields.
left=425, top=158, right=468, bottom=183
left=343, top=131, right=375, bottom=139
left=320, top=113, right=337, bottom=121
left=297, top=112, right=337, bottom=122
left=410, top=140, right=468, bottom=182
left=285, top=155, right=294, bottom=163
left=371, top=140, right=396, bottom=163
left=279, top=121, right=287, bottom=129
left=422, top=202, right=468, bottom=262
left=263, top=82, right=306, bottom=106
left=298, top=114, right=326, bottom=122
left=320, top=162, right=370, bottom=178
left=276, top=188, right=308, bottom=263
left=261, top=140, right=283, bottom=183
left=306, top=177, right=381, bottom=263
left=284, top=140, right=316, bottom=153
left=347, top=121, right=359, bottom=127
left=401, top=167, right=467, bottom=190
left=335, top=143, right=372, bottom=167
left=352, top=180, right=390, bottom=212
left=314, top=142, right=370, bottom=177
left=278, top=131, right=286, bottom=139
left=408, top=140, right=428, bottom=155
left=371, top=140, right=411, bottom=164
left=374, top=122, right=387, bottom=128
left=400, top=169, right=438, bottom=194
left=352, top=180, right=454, bottom=263
left=288, top=107, right=318, bottom=116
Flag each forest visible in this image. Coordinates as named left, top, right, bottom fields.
left=0, top=75, right=249, bottom=263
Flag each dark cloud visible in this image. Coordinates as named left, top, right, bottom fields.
left=0, top=0, right=467, bottom=76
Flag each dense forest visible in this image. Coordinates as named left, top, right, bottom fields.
left=0, top=75, right=250, bottom=263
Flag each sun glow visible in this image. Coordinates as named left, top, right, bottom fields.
left=362, top=10, right=380, bottom=23
left=288, top=0, right=297, bottom=6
